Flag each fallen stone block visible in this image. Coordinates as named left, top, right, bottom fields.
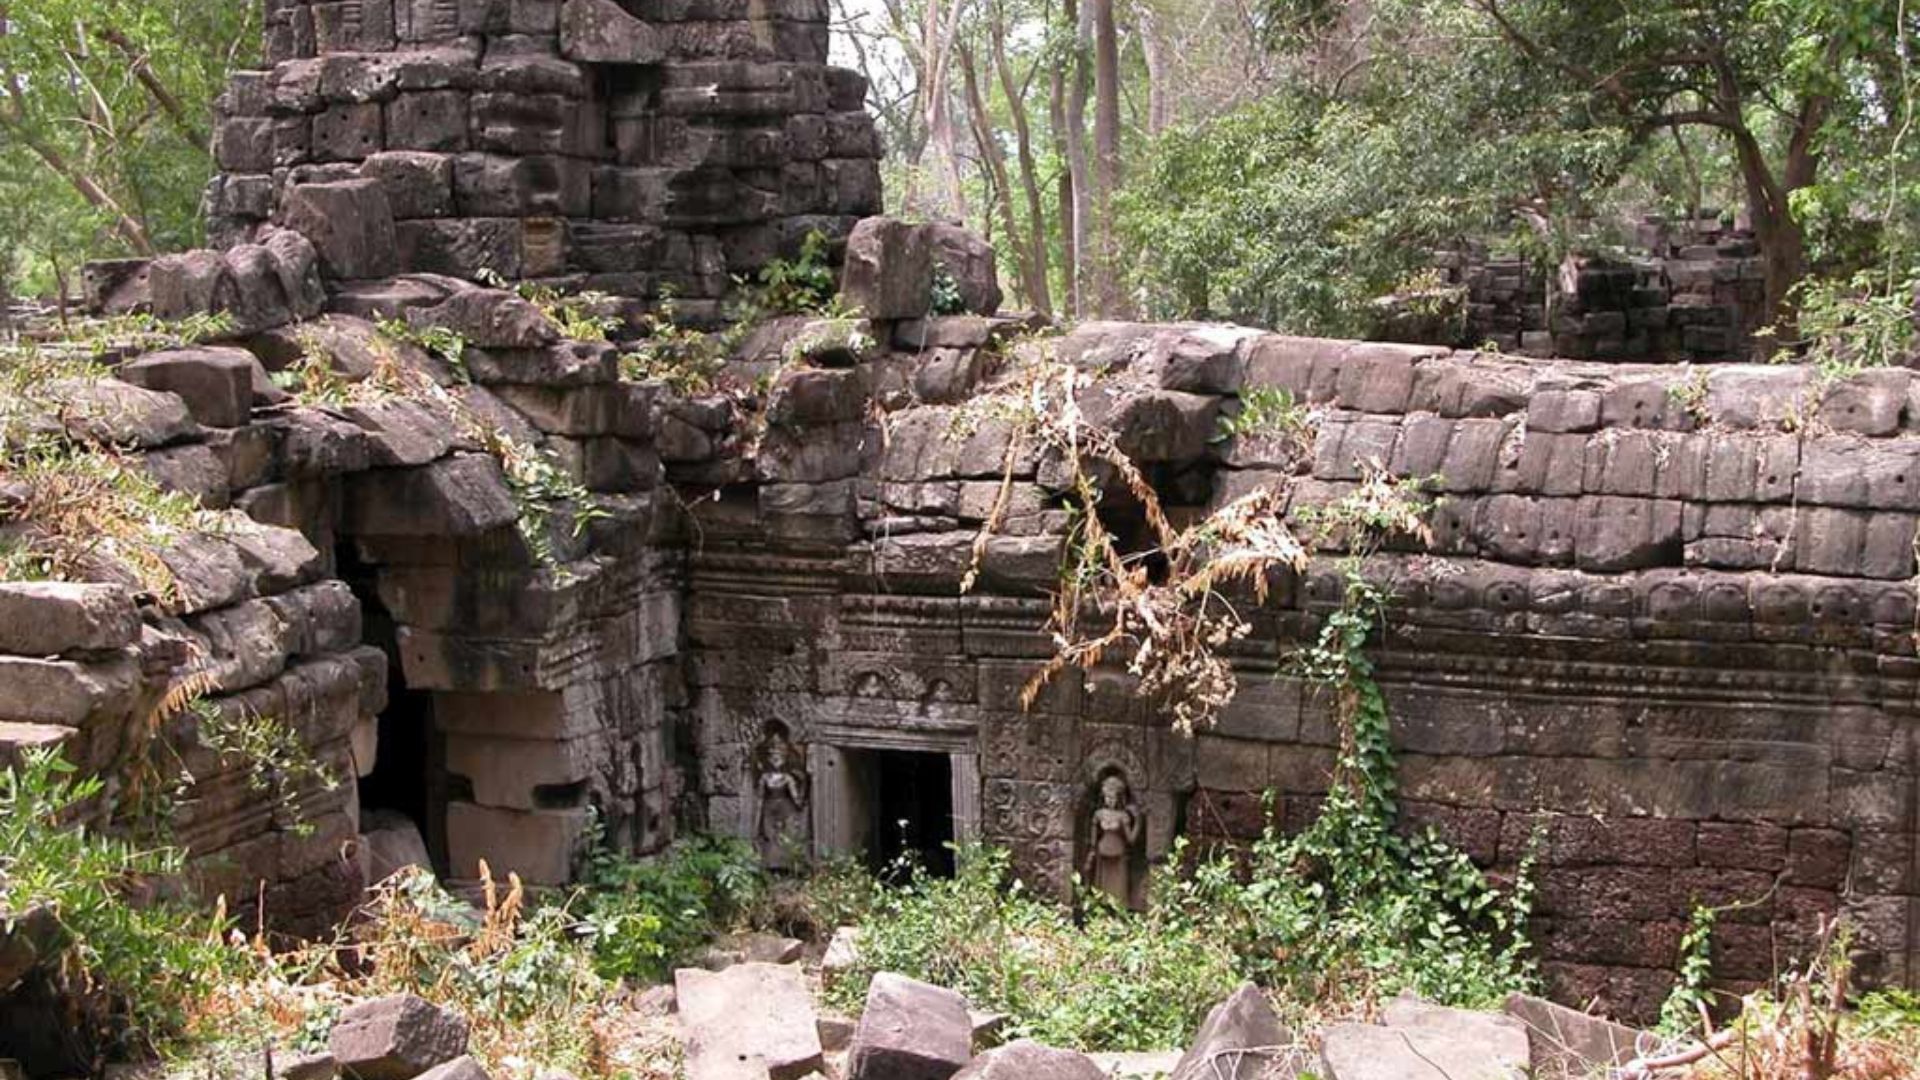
left=1169, top=983, right=1293, bottom=1080
left=1502, top=993, right=1646, bottom=1078
left=329, top=993, right=470, bottom=1080
left=675, top=962, right=824, bottom=1080
left=362, top=809, right=433, bottom=885
left=409, top=289, right=559, bottom=349
left=0, top=583, right=140, bottom=657
left=954, top=1041, right=1104, bottom=1080
left=927, top=223, right=1001, bottom=316
left=412, top=1056, right=490, bottom=1080
left=847, top=972, right=972, bottom=1080
left=1321, top=997, right=1530, bottom=1080
left=281, top=1051, right=340, bottom=1080
left=51, top=377, right=196, bottom=448
left=0, top=655, right=140, bottom=728
left=342, top=454, right=520, bottom=537
left=822, top=925, right=862, bottom=985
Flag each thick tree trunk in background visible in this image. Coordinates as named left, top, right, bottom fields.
left=1063, top=0, right=1093, bottom=316
left=1138, top=4, right=1171, bottom=134
left=1049, top=64, right=1077, bottom=315
left=1730, top=115, right=1819, bottom=337
left=962, top=42, right=1046, bottom=309
left=1089, top=0, right=1123, bottom=315
left=920, top=0, right=972, bottom=219
left=992, top=8, right=1053, bottom=315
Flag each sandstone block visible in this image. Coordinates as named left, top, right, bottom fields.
left=1321, top=997, right=1530, bottom=1080
left=676, top=962, right=823, bottom=1080
left=841, top=217, right=932, bottom=320
left=409, top=289, right=560, bottom=348
left=410, top=1057, right=490, bottom=1080
left=445, top=802, right=589, bottom=883
left=281, top=181, right=400, bottom=280
left=560, top=0, right=664, bottom=62
left=0, top=583, right=140, bottom=657
left=119, top=347, right=256, bottom=429
left=927, top=222, right=1001, bottom=316
left=1169, top=983, right=1290, bottom=1080
left=342, top=454, right=520, bottom=537
left=329, top=994, right=471, bottom=1080
left=954, top=1042, right=1104, bottom=1080
left=847, top=973, right=972, bottom=1080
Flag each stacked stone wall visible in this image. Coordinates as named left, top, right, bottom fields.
left=1410, top=212, right=1772, bottom=361
left=206, top=0, right=883, bottom=320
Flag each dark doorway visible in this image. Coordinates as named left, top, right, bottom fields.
left=864, top=749, right=956, bottom=879
left=335, top=542, right=446, bottom=871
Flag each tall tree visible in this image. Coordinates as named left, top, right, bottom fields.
left=991, top=0, right=1054, bottom=314
left=0, top=0, right=254, bottom=279
left=1456, top=0, right=1915, bottom=325
left=1060, top=0, right=1094, bottom=314
left=1087, top=0, right=1123, bottom=313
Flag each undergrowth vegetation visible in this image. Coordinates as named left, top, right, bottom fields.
left=1, top=748, right=239, bottom=1068
left=165, top=837, right=766, bottom=1080
left=814, top=847, right=1241, bottom=1050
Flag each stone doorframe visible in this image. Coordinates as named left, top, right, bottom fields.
left=806, top=716, right=982, bottom=860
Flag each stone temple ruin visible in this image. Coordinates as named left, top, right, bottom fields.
left=3, top=0, right=1918, bottom=1027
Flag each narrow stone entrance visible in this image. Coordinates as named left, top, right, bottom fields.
left=859, top=749, right=955, bottom=877
left=807, top=727, right=981, bottom=876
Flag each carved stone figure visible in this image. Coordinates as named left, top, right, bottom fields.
left=755, top=736, right=810, bottom=870
left=1082, top=772, right=1144, bottom=909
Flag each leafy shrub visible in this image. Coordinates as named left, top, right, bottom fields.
left=577, top=834, right=767, bottom=983
left=0, top=748, right=237, bottom=1063
left=619, top=295, right=730, bottom=395
left=750, top=230, right=840, bottom=315
left=819, top=846, right=1241, bottom=1051
left=1770, top=269, right=1919, bottom=381
left=1215, top=385, right=1311, bottom=441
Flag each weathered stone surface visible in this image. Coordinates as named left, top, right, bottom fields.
left=1322, top=998, right=1530, bottom=1080
left=444, top=802, right=589, bottom=884
left=410, top=1057, right=490, bottom=1080
left=49, top=377, right=195, bottom=448
left=119, top=348, right=257, bottom=428
left=847, top=973, right=972, bottom=1080
left=1502, top=993, right=1645, bottom=1078
left=953, top=1041, right=1104, bottom=1080
left=342, top=455, right=520, bottom=536
left=281, top=181, right=400, bottom=281
left=841, top=217, right=932, bottom=320
left=362, top=809, right=433, bottom=884
left=675, top=962, right=823, bottom=1080
left=1169, top=983, right=1291, bottom=1080
left=0, top=584, right=140, bottom=657
left=927, top=222, right=1002, bottom=316
left=560, top=0, right=663, bottom=62
left=329, top=994, right=470, bottom=1080
left=410, top=289, right=560, bottom=348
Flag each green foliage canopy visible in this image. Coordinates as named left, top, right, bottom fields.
left=0, top=0, right=255, bottom=295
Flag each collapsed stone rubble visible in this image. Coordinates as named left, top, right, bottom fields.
left=2, top=0, right=1918, bottom=1036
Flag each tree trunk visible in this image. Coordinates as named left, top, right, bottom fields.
left=992, top=6, right=1052, bottom=315
left=1730, top=121, right=1812, bottom=335
left=1088, top=0, right=1123, bottom=315
left=1062, top=0, right=1093, bottom=316
left=1137, top=3, right=1172, bottom=134
left=1049, top=63, right=1076, bottom=316
left=919, top=0, right=972, bottom=219
left=961, top=41, right=1044, bottom=309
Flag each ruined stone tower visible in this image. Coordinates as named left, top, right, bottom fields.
left=205, top=0, right=883, bottom=314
